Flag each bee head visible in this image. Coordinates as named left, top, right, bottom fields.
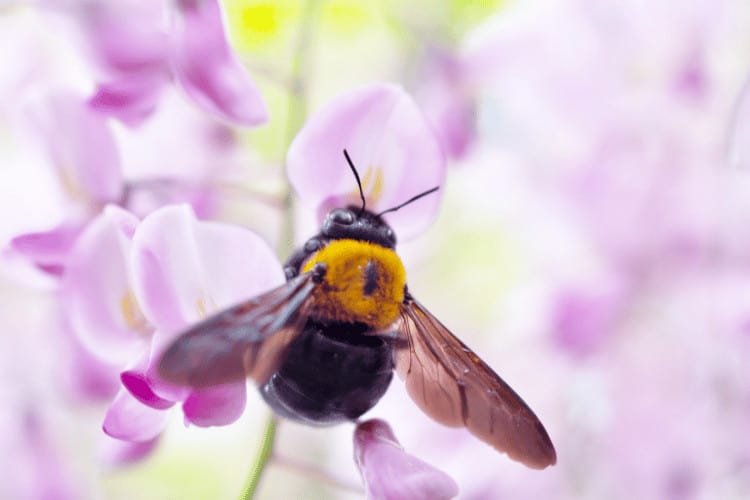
left=326, top=149, right=439, bottom=249
left=322, top=206, right=397, bottom=248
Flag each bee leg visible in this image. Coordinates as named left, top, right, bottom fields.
left=283, top=236, right=326, bottom=281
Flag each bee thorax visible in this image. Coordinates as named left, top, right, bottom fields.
left=301, top=239, right=406, bottom=329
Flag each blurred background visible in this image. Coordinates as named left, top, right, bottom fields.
left=2, top=0, right=750, bottom=498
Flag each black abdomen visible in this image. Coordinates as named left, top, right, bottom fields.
left=259, top=320, right=394, bottom=425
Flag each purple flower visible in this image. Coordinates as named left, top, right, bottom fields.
left=414, top=49, right=476, bottom=161
left=460, top=0, right=730, bottom=357
left=8, top=90, right=123, bottom=277
left=47, top=0, right=267, bottom=127
left=62, top=204, right=284, bottom=448
left=550, top=281, right=632, bottom=357
left=287, top=84, right=446, bottom=240
left=354, top=419, right=459, bottom=500
left=10, top=224, right=83, bottom=277
left=1, top=411, right=80, bottom=500
left=23, top=90, right=123, bottom=205
left=8, top=87, right=241, bottom=278
left=170, top=0, right=267, bottom=126
left=729, top=78, right=750, bottom=170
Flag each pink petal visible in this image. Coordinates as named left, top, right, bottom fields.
left=190, top=218, right=285, bottom=306
left=143, top=329, right=191, bottom=402
left=130, top=204, right=283, bottom=332
left=103, top=388, right=168, bottom=442
left=287, top=84, right=445, bottom=240
left=24, top=90, right=123, bottom=204
left=79, top=1, right=170, bottom=75
left=10, top=223, right=83, bottom=276
left=88, top=74, right=167, bottom=126
left=170, top=0, right=268, bottom=126
left=56, top=314, right=121, bottom=402
left=354, top=419, right=459, bottom=500
left=129, top=206, right=199, bottom=333
left=114, top=87, right=237, bottom=183
left=550, top=285, right=630, bottom=357
left=99, top=435, right=160, bottom=466
left=182, top=382, right=247, bottom=427
left=417, top=51, right=475, bottom=160
left=62, top=206, right=147, bottom=365
left=121, top=357, right=176, bottom=411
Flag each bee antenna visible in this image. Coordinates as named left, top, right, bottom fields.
left=343, top=149, right=366, bottom=215
left=377, top=186, right=440, bottom=217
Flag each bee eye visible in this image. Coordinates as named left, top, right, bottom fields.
left=330, top=209, right=354, bottom=225
left=385, top=227, right=395, bottom=242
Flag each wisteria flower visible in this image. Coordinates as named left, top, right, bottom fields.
left=8, top=87, right=244, bottom=278
left=729, top=78, right=750, bottom=171
left=8, top=90, right=123, bottom=277
left=414, top=49, right=476, bottom=161
left=354, top=419, right=459, bottom=500
left=286, top=83, right=446, bottom=240
left=45, top=0, right=267, bottom=127
left=549, top=280, right=633, bottom=357
left=458, top=0, right=732, bottom=356
left=62, top=204, right=284, bottom=448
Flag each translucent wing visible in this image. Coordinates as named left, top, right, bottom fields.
left=158, top=272, right=317, bottom=389
left=394, top=295, right=557, bottom=469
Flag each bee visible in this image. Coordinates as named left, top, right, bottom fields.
left=159, top=150, right=556, bottom=469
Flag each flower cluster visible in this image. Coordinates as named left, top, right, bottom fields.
left=2, top=1, right=456, bottom=496
left=4, top=0, right=750, bottom=499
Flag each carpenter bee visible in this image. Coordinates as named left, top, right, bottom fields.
left=159, top=150, right=556, bottom=469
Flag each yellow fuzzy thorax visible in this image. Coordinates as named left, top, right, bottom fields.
left=301, top=239, right=406, bottom=329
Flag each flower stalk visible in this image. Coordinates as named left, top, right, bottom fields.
left=239, top=415, right=277, bottom=500
left=238, top=0, right=320, bottom=498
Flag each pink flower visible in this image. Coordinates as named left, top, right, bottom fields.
left=23, top=90, right=123, bottom=206
left=1, top=411, right=80, bottom=500
left=46, top=0, right=267, bottom=127
left=354, top=419, right=459, bottom=500
left=62, top=204, right=284, bottom=447
left=10, top=224, right=83, bottom=277
left=460, top=0, right=731, bottom=357
left=729, top=78, right=750, bottom=170
left=8, top=88, right=241, bottom=278
left=550, top=282, right=632, bottom=357
left=8, top=90, right=122, bottom=277
left=414, top=49, right=476, bottom=161
left=287, top=84, right=446, bottom=240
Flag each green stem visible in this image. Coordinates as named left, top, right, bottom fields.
left=239, top=416, right=277, bottom=500
left=278, top=0, right=319, bottom=257
left=238, top=1, right=321, bottom=498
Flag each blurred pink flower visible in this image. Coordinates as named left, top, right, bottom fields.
left=414, top=49, right=476, bottom=161
left=62, top=204, right=284, bottom=448
left=48, top=308, right=121, bottom=403
left=8, top=90, right=123, bottom=277
left=99, top=435, right=161, bottom=466
left=0, top=410, right=80, bottom=500
left=287, top=84, right=446, bottom=240
left=11, top=224, right=83, bottom=277
left=47, top=0, right=267, bottom=127
left=8, top=88, right=242, bottom=278
left=354, top=419, right=459, bottom=500
left=24, top=90, right=123, bottom=206
left=729, top=78, right=750, bottom=170
left=460, top=0, right=737, bottom=358
left=550, top=282, right=632, bottom=357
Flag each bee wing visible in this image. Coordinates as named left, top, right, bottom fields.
left=158, top=272, right=317, bottom=389
left=394, top=296, right=557, bottom=469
